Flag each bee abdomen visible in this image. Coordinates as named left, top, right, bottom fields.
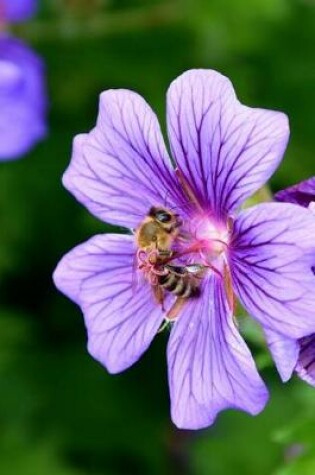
left=158, top=272, right=177, bottom=291
left=177, top=280, right=198, bottom=298
left=158, top=273, right=198, bottom=298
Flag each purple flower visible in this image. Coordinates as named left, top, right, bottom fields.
left=275, top=176, right=315, bottom=208
left=0, top=0, right=37, bottom=23
left=53, top=70, right=315, bottom=429
left=265, top=178, right=315, bottom=386
left=0, top=35, right=47, bottom=160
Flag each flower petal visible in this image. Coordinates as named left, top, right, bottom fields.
left=53, top=234, right=164, bottom=373
left=275, top=177, right=315, bottom=208
left=264, top=328, right=299, bottom=382
left=167, top=273, right=268, bottom=430
left=295, top=335, right=315, bottom=386
left=63, top=90, right=186, bottom=229
left=167, top=69, right=289, bottom=218
left=230, top=203, right=315, bottom=339
left=273, top=180, right=315, bottom=384
left=266, top=330, right=315, bottom=387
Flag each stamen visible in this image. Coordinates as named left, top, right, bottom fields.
left=223, top=263, right=235, bottom=313
left=175, top=168, right=204, bottom=212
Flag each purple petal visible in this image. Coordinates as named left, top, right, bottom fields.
left=63, top=90, right=187, bottom=229
left=275, top=177, right=315, bottom=208
left=265, top=329, right=315, bottom=386
left=296, top=335, right=315, bottom=386
left=167, top=273, right=268, bottom=430
left=264, top=328, right=299, bottom=382
left=167, top=69, right=289, bottom=218
left=53, top=234, right=164, bottom=373
left=274, top=179, right=315, bottom=384
left=0, top=36, right=47, bottom=160
left=1, top=0, right=37, bottom=22
left=230, top=203, right=315, bottom=339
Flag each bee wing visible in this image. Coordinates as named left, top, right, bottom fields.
left=185, top=264, right=206, bottom=278
left=165, top=264, right=187, bottom=276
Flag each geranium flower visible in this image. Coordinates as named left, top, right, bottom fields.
left=53, top=70, right=315, bottom=429
left=265, top=177, right=315, bottom=386
left=0, top=0, right=37, bottom=23
left=0, top=35, right=47, bottom=160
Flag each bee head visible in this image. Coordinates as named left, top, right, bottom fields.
left=149, top=207, right=173, bottom=223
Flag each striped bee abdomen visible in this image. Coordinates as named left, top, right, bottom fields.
left=157, top=265, right=200, bottom=298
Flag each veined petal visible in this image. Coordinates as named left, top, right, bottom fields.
left=230, top=203, right=315, bottom=339
left=265, top=329, right=315, bottom=386
left=296, top=335, right=315, bottom=386
left=264, top=328, right=299, bottom=382
left=53, top=234, right=164, bottom=373
left=167, top=69, right=289, bottom=218
left=275, top=176, right=315, bottom=208
left=167, top=274, right=268, bottom=430
left=273, top=178, right=315, bottom=384
left=63, top=90, right=186, bottom=229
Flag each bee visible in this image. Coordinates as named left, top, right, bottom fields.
left=154, top=263, right=206, bottom=320
left=135, top=206, right=182, bottom=259
left=135, top=206, right=206, bottom=320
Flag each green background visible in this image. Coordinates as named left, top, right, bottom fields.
left=1, top=0, right=315, bottom=473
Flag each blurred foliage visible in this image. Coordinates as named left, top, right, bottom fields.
left=1, top=0, right=315, bottom=474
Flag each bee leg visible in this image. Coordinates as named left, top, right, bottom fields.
left=166, top=297, right=187, bottom=321
left=148, top=246, right=172, bottom=265
left=153, top=285, right=165, bottom=311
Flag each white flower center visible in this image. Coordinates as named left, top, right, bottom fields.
left=184, top=215, right=230, bottom=270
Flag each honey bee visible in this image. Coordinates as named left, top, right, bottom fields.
left=153, top=263, right=206, bottom=320
left=135, top=206, right=206, bottom=320
left=135, top=206, right=182, bottom=259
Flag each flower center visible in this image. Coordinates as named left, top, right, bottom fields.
left=135, top=204, right=234, bottom=321
left=180, top=214, right=230, bottom=272
left=192, top=215, right=229, bottom=253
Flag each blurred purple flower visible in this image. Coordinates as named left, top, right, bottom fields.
left=53, top=70, right=315, bottom=429
left=266, top=178, right=315, bottom=386
left=0, top=35, right=47, bottom=160
left=0, top=0, right=37, bottom=23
